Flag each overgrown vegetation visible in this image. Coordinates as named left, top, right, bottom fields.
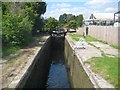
left=85, top=56, right=119, bottom=88
left=2, top=2, right=46, bottom=57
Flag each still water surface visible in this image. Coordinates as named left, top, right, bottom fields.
left=46, top=48, right=70, bottom=88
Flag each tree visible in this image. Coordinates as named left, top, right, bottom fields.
left=59, top=13, right=67, bottom=26
left=31, top=2, right=47, bottom=35
left=66, top=14, right=75, bottom=23
left=67, top=20, right=77, bottom=30
left=2, top=3, right=33, bottom=46
left=59, top=13, right=75, bottom=25
left=44, top=17, right=58, bottom=31
left=75, top=14, right=83, bottom=27
left=2, top=2, right=47, bottom=47
left=59, top=13, right=83, bottom=28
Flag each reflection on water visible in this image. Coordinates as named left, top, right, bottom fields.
left=46, top=39, right=70, bottom=88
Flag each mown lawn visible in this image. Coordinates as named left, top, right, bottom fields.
left=85, top=56, right=119, bottom=88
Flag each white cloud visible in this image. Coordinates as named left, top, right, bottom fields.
left=85, top=0, right=119, bottom=9
left=44, top=0, right=89, bottom=2
left=51, top=3, right=71, bottom=8
left=44, top=6, right=99, bottom=20
left=85, top=0, right=110, bottom=8
left=86, top=0, right=108, bottom=5
left=44, top=1, right=119, bottom=20
left=105, top=7, right=116, bottom=12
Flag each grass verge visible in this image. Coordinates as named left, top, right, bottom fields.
left=110, top=45, right=120, bottom=50
left=68, top=33, right=83, bottom=41
left=68, top=33, right=97, bottom=42
left=85, top=56, right=119, bottom=88
left=2, top=46, right=20, bottom=57
left=68, top=33, right=120, bottom=50
left=2, top=37, right=35, bottom=57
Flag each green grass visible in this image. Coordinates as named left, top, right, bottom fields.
left=85, top=35, right=97, bottom=42
left=2, top=46, right=20, bottom=57
left=85, top=56, right=119, bottom=88
left=110, top=45, right=120, bottom=50
left=96, top=39, right=120, bottom=50
left=68, top=33, right=97, bottom=42
left=68, top=33, right=120, bottom=50
left=68, top=33, right=83, bottom=41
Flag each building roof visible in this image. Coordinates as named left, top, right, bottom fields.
left=91, top=13, right=114, bottom=21
left=115, top=11, right=120, bottom=14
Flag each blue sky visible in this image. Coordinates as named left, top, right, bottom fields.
left=43, top=0, right=119, bottom=20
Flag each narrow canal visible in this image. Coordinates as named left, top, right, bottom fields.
left=46, top=37, right=70, bottom=88
left=17, top=36, right=71, bottom=89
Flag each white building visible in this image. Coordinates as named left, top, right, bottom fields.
left=84, top=13, right=115, bottom=26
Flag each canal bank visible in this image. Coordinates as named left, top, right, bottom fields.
left=7, top=36, right=71, bottom=89
left=5, top=34, right=101, bottom=89
left=64, top=36, right=95, bottom=88
left=7, top=36, right=51, bottom=88
left=64, top=35, right=116, bottom=88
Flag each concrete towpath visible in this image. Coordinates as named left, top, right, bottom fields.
left=89, top=42, right=119, bottom=57
left=75, top=44, right=102, bottom=62
left=71, top=37, right=118, bottom=88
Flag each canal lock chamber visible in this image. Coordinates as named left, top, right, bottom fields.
left=16, top=36, right=71, bottom=89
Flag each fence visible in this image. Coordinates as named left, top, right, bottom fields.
left=77, top=26, right=119, bottom=46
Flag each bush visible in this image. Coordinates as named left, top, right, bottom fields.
left=2, top=7, right=33, bottom=47
left=2, top=2, right=46, bottom=57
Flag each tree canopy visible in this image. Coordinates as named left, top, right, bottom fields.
left=59, top=13, right=83, bottom=29
left=67, top=20, right=77, bottom=30
left=59, top=13, right=67, bottom=25
left=44, top=17, right=58, bottom=31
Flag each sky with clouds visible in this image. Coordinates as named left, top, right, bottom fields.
left=43, top=0, right=119, bottom=20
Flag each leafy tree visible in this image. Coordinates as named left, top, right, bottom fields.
left=59, top=13, right=83, bottom=28
left=67, top=20, right=77, bottom=30
left=31, top=2, right=47, bottom=35
left=2, top=2, right=46, bottom=48
left=44, top=17, right=58, bottom=31
left=66, top=14, right=75, bottom=23
left=2, top=5, right=33, bottom=46
left=59, top=13, right=75, bottom=25
left=59, top=13, right=67, bottom=25
left=75, top=14, right=83, bottom=27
